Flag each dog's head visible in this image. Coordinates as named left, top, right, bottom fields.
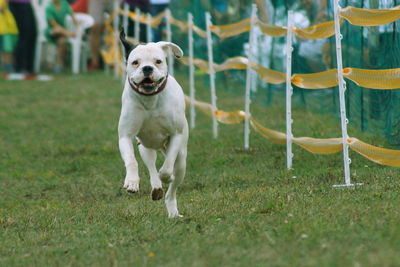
left=120, top=28, right=183, bottom=95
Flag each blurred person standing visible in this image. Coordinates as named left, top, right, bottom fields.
left=8, top=0, right=37, bottom=75
left=88, top=0, right=115, bottom=70
left=45, top=0, right=77, bottom=73
left=149, top=0, right=168, bottom=42
left=0, top=0, right=18, bottom=73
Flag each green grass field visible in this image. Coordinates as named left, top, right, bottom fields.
left=1, top=72, right=399, bottom=266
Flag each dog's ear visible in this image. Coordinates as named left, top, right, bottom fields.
left=157, top=41, right=183, bottom=59
left=120, top=27, right=134, bottom=61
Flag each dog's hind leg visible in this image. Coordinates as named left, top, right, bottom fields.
left=138, top=145, right=164, bottom=200
left=165, top=148, right=187, bottom=218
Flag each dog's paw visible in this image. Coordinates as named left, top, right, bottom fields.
left=151, top=188, right=164, bottom=201
left=123, top=178, right=140, bottom=193
left=165, top=199, right=181, bottom=218
left=159, top=172, right=172, bottom=183
left=159, top=169, right=175, bottom=184
left=168, top=211, right=183, bottom=218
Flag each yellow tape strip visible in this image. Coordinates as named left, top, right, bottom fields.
left=339, top=5, right=400, bottom=26
left=180, top=57, right=284, bottom=84
left=118, top=9, right=207, bottom=38
left=291, top=69, right=338, bottom=89
left=343, top=68, right=400, bottom=89
left=192, top=24, right=207, bottom=38
left=349, top=138, right=400, bottom=167
left=118, top=9, right=147, bottom=24
left=184, top=96, right=245, bottom=124
left=293, top=137, right=343, bottom=154
left=169, top=15, right=207, bottom=37
left=251, top=63, right=286, bottom=84
left=210, top=18, right=251, bottom=38
left=118, top=9, right=166, bottom=28
left=292, top=68, right=400, bottom=90
left=180, top=55, right=400, bottom=90
left=179, top=57, right=209, bottom=72
left=215, top=110, right=246, bottom=124
left=256, top=19, right=287, bottom=37
left=214, top=56, right=248, bottom=72
left=249, top=117, right=343, bottom=154
left=208, top=18, right=333, bottom=39
left=180, top=56, right=248, bottom=73
left=169, top=16, right=188, bottom=31
left=293, top=20, right=337, bottom=39
left=249, top=117, right=287, bottom=144
left=151, top=11, right=166, bottom=27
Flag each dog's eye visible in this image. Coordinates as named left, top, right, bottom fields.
left=132, top=60, right=139, bottom=66
left=155, top=59, right=162, bottom=64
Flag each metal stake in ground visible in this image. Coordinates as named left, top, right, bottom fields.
left=206, top=12, right=218, bottom=139
left=166, top=9, right=174, bottom=76
left=285, top=10, right=294, bottom=169
left=188, top=13, right=196, bottom=129
left=134, top=7, right=140, bottom=43
left=146, top=13, right=152, bottom=43
left=244, top=4, right=257, bottom=149
left=113, top=0, right=120, bottom=79
left=332, top=0, right=362, bottom=188
left=123, top=3, right=129, bottom=36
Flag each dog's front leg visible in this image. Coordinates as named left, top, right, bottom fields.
left=118, top=108, right=142, bottom=193
left=159, top=134, right=184, bottom=183
left=119, top=136, right=140, bottom=192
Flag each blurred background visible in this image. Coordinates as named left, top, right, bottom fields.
left=1, top=0, right=399, bottom=147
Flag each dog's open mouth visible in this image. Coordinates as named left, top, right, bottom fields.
left=141, top=77, right=156, bottom=91
left=136, top=77, right=165, bottom=92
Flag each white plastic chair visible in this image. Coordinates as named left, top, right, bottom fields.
left=32, top=0, right=94, bottom=74
left=66, top=13, right=94, bottom=73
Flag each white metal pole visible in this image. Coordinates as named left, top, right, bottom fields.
left=332, top=0, right=361, bottom=187
left=113, top=0, right=120, bottom=79
left=188, top=13, right=196, bottom=129
left=166, top=9, right=174, bottom=75
left=244, top=4, right=257, bottom=149
left=285, top=11, right=294, bottom=169
left=206, top=12, right=218, bottom=138
left=251, top=64, right=257, bottom=93
left=146, top=13, right=152, bottom=43
left=134, top=7, right=140, bottom=43
left=123, top=3, right=129, bottom=35
left=251, top=29, right=258, bottom=94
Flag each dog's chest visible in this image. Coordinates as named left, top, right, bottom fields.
left=137, top=108, right=179, bottom=149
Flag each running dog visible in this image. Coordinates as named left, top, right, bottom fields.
left=118, top=28, right=188, bottom=218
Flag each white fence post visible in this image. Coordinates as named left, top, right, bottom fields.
left=146, top=13, right=152, bottom=43
left=244, top=4, right=257, bottom=149
left=206, top=12, right=218, bottom=139
left=285, top=10, right=294, bottom=169
left=113, top=0, right=120, bottom=79
left=123, top=3, right=129, bottom=35
left=332, top=0, right=362, bottom=187
left=166, top=9, right=174, bottom=75
left=134, top=7, right=140, bottom=43
left=188, top=13, right=196, bottom=129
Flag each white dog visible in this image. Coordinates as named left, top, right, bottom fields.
left=118, top=29, right=188, bottom=218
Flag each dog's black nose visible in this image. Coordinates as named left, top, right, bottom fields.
left=142, top=66, right=153, bottom=76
